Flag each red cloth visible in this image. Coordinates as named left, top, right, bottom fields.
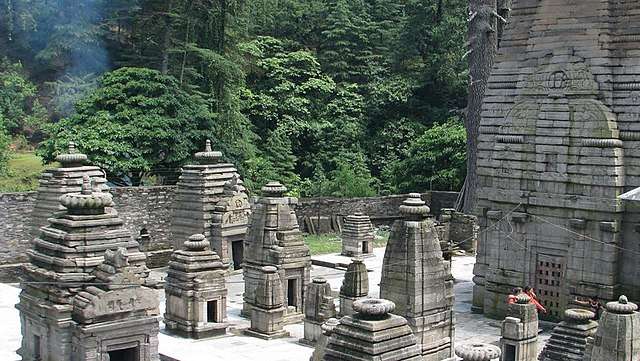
left=525, top=290, right=547, bottom=313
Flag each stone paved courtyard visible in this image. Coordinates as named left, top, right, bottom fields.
left=0, top=249, right=551, bottom=361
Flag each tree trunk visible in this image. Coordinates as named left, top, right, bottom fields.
left=463, top=0, right=499, bottom=213
left=160, top=1, right=173, bottom=75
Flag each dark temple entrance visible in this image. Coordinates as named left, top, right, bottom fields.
left=232, top=240, right=244, bottom=269
left=108, top=347, right=139, bottom=361
left=207, top=300, right=219, bottom=323
left=287, top=278, right=298, bottom=308
left=504, top=344, right=515, bottom=361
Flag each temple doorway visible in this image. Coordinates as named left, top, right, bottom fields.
left=108, top=347, right=139, bottom=361
left=287, top=278, right=298, bottom=309
left=232, top=240, right=244, bottom=269
left=207, top=300, right=219, bottom=322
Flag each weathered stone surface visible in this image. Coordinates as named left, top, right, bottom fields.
left=30, top=142, right=110, bottom=238
left=321, top=299, right=422, bottom=361
left=585, top=296, right=640, bottom=361
left=170, top=140, right=246, bottom=258
left=211, top=175, right=251, bottom=269
left=341, top=213, right=374, bottom=257
left=455, top=343, right=501, bottom=361
left=244, top=266, right=290, bottom=340
left=500, top=295, right=538, bottom=361
left=380, top=193, right=455, bottom=360
left=242, top=181, right=311, bottom=324
left=296, top=192, right=459, bottom=231
left=71, top=248, right=160, bottom=361
left=539, top=308, right=598, bottom=361
left=440, top=208, right=479, bottom=253
left=1, top=189, right=458, bottom=277
left=164, top=234, right=228, bottom=339
left=17, top=179, right=158, bottom=361
left=310, top=318, right=339, bottom=361
left=303, top=278, right=336, bottom=345
left=339, top=257, right=369, bottom=317
left=473, top=0, right=640, bottom=320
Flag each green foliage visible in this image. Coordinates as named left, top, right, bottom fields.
left=302, top=153, right=376, bottom=198
left=389, top=118, right=467, bottom=192
left=38, top=67, right=215, bottom=185
left=0, top=115, right=11, bottom=175
left=319, top=0, right=381, bottom=85
left=0, top=152, right=58, bottom=192
left=1, top=0, right=470, bottom=193
left=0, top=59, right=47, bottom=139
left=303, top=228, right=389, bottom=255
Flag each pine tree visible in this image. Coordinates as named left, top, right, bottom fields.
left=263, top=128, right=300, bottom=189
left=319, top=0, right=379, bottom=85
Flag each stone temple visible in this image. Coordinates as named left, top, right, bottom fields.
left=170, top=140, right=247, bottom=266
left=380, top=193, right=455, bottom=360
left=17, top=176, right=157, bottom=361
left=31, top=142, right=109, bottom=236
left=321, top=298, right=422, bottom=361
left=340, top=213, right=374, bottom=257
left=164, top=234, right=228, bottom=338
left=474, top=0, right=640, bottom=319
left=242, top=181, right=312, bottom=323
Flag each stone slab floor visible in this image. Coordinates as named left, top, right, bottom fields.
left=0, top=248, right=550, bottom=361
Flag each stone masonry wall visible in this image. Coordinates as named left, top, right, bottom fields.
left=296, top=191, right=459, bottom=225
left=0, top=187, right=458, bottom=280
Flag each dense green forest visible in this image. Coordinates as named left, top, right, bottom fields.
left=0, top=0, right=468, bottom=196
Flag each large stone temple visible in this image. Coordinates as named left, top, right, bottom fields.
left=17, top=176, right=158, bottom=361
left=473, top=0, right=640, bottom=319
left=170, top=140, right=247, bottom=266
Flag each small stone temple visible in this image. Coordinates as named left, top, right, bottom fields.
left=500, top=294, right=538, bottom=361
left=380, top=193, right=455, bottom=360
left=211, top=175, right=251, bottom=269
left=585, top=295, right=640, bottom=361
left=17, top=176, right=155, bottom=361
left=321, top=298, right=422, bottom=361
left=31, top=142, right=109, bottom=236
left=244, top=265, right=290, bottom=340
left=72, top=248, right=160, bottom=361
left=302, top=277, right=336, bottom=345
left=539, top=308, right=598, bottom=361
left=170, top=140, right=246, bottom=257
left=164, top=234, right=228, bottom=339
left=340, top=213, right=374, bottom=257
left=474, top=0, right=640, bottom=319
left=242, top=181, right=311, bottom=323
left=338, top=257, right=368, bottom=317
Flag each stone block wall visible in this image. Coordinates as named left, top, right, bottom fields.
left=0, top=187, right=459, bottom=281
left=0, top=192, right=36, bottom=266
left=296, top=191, right=458, bottom=226
left=111, top=186, right=175, bottom=250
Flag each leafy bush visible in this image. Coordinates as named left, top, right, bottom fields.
left=388, top=118, right=466, bottom=192
left=0, top=115, right=11, bottom=176
left=301, top=153, right=377, bottom=198
left=0, top=59, right=47, bottom=141
left=38, top=67, right=215, bottom=185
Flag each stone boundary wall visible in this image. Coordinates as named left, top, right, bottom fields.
left=296, top=192, right=459, bottom=225
left=0, top=187, right=458, bottom=280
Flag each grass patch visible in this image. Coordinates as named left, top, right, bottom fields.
left=0, top=152, right=58, bottom=192
left=303, top=229, right=390, bottom=255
